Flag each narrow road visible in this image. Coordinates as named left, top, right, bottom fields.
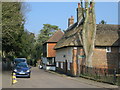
left=10, top=67, right=99, bottom=88
left=2, top=67, right=118, bottom=89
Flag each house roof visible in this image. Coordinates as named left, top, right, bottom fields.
left=95, top=24, right=120, bottom=46
left=46, top=30, right=64, bottom=43
left=54, top=24, right=120, bottom=50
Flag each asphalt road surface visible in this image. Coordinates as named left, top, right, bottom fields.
left=2, top=67, right=118, bottom=89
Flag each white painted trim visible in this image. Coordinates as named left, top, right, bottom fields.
left=56, top=62, right=59, bottom=67
left=67, top=62, right=70, bottom=70
left=61, top=62, right=63, bottom=69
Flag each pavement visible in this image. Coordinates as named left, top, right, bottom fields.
left=47, top=70, right=119, bottom=89
left=1, top=67, right=119, bottom=89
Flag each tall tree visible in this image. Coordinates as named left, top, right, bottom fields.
left=36, top=24, right=59, bottom=59
left=2, top=2, right=25, bottom=57
left=81, top=0, right=96, bottom=67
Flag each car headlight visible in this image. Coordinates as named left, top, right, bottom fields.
left=14, top=69, right=17, bottom=72
left=26, top=70, right=30, bottom=72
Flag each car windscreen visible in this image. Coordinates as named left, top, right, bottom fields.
left=16, top=63, right=28, bottom=68
left=14, top=58, right=26, bottom=63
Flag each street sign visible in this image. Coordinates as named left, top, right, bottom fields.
left=78, top=55, right=85, bottom=58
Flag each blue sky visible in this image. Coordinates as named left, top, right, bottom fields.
left=24, top=2, right=118, bottom=34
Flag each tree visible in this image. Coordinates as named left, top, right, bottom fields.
left=17, top=31, right=35, bottom=58
left=2, top=2, right=35, bottom=59
left=2, top=2, right=25, bottom=57
left=99, top=20, right=107, bottom=24
left=35, top=24, right=60, bottom=59
left=79, top=0, right=96, bottom=67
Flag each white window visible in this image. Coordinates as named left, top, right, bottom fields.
left=74, top=47, right=77, bottom=49
left=67, top=62, right=70, bottom=70
left=106, top=47, right=111, bottom=52
left=56, top=62, right=59, bottom=67
left=61, top=62, right=63, bottom=69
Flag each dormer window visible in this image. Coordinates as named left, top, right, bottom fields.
left=106, top=47, right=111, bottom=52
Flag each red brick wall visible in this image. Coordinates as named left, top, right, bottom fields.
left=47, top=43, right=56, bottom=57
left=72, top=49, right=78, bottom=76
left=92, top=47, right=119, bottom=69
left=56, top=47, right=119, bottom=76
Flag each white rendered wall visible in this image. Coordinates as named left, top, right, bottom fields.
left=56, top=47, right=73, bottom=63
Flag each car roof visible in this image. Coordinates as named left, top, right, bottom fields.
left=14, top=58, right=26, bottom=60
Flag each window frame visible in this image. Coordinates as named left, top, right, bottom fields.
left=106, top=47, right=111, bottom=52
left=67, top=62, right=70, bottom=70
left=61, top=62, right=63, bottom=69
left=56, top=62, right=59, bottom=67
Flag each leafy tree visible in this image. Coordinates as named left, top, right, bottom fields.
left=2, top=2, right=36, bottom=60
left=35, top=24, right=60, bottom=59
left=2, top=2, right=25, bottom=57
left=99, top=20, right=107, bottom=24
left=16, top=31, right=35, bottom=58
left=38, top=24, right=59, bottom=43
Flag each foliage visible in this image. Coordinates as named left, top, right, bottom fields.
left=38, top=24, right=59, bottom=43
left=99, top=20, right=107, bottom=24
left=17, top=31, right=35, bottom=58
left=35, top=24, right=59, bottom=59
left=2, top=2, right=24, bottom=56
left=2, top=2, right=35, bottom=59
left=2, top=2, right=59, bottom=60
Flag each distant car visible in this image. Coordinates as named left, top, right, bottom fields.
left=39, top=64, right=43, bottom=69
left=14, top=58, right=27, bottom=64
left=13, top=62, right=31, bottom=78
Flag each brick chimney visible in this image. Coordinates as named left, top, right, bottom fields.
left=77, top=3, right=83, bottom=22
left=68, top=16, right=74, bottom=27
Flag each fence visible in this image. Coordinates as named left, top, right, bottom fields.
left=79, top=65, right=120, bottom=85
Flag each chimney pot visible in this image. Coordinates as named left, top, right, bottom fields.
left=77, top=3, right=82, bottom=22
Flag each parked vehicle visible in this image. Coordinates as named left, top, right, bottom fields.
left=14, top=58, right=27, bottom=64
left=38, top=64, right=43, bottom=69
left=13, top=62, right=31, bottom=78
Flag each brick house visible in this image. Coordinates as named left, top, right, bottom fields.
left=54, top=3, right=120, bottom=76
left=42, top=30, right=64, bottom=71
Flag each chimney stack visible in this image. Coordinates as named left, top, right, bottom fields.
left=78, top=3, right=81, bottom=8
left=68, top=16, right=74, bottom=27
left=77, top=3, right=83, bottom=22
